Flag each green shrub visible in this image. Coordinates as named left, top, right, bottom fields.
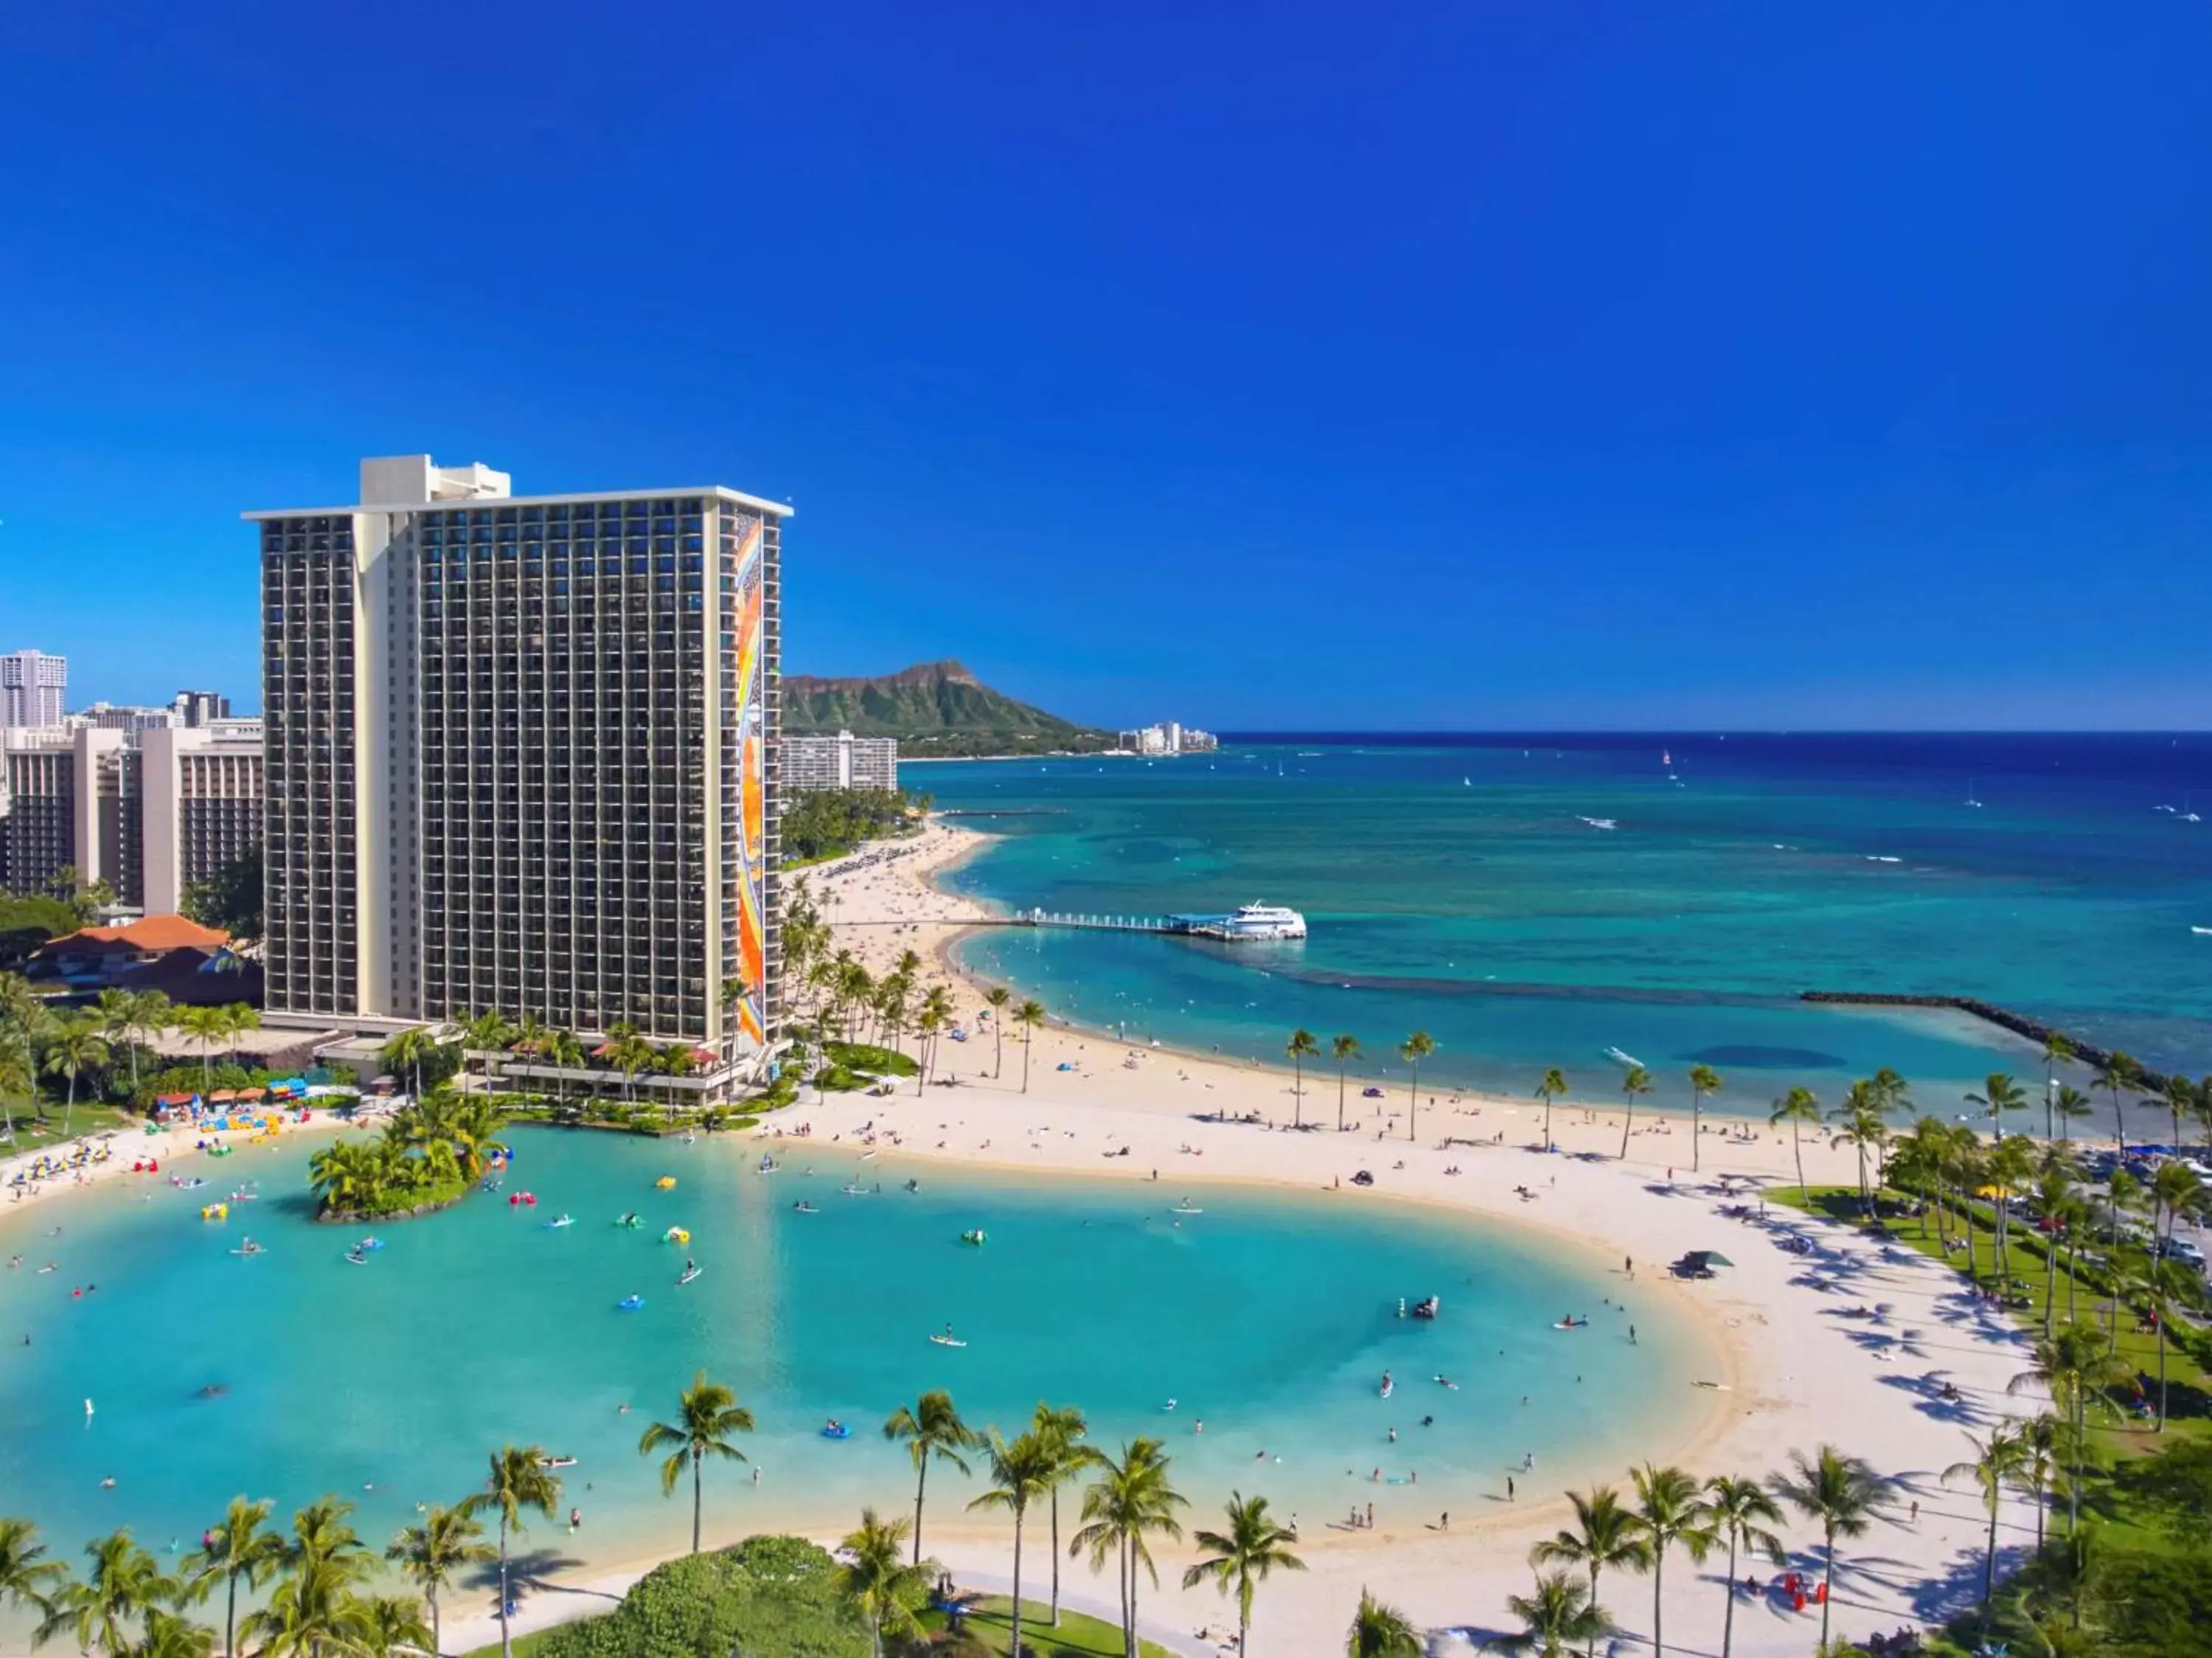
left=532, top=1536, right=868, bottom=1658
left=822, top=1042, right=917, bottom=1078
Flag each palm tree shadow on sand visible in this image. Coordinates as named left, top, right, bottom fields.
left=460, top=1544, right=598, bottom=1616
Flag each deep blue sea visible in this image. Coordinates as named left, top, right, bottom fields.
left=927, top=734, right=2212, bottom=1118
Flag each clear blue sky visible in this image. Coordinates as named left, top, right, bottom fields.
left=1, top=1, right=2208, bottom=729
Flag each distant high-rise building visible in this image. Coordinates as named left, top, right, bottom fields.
left=1117, top=722, right=1215, bottom=757
left=246, top=454, right=787, bottom=1094
left=71, top=701, right=178, bottom=732
left=0, top=725, right=136, bottom=902
left=140, top=720, right=265, bottom=913
left=0, top=649, right=67, bottom=729
left=170, top=690, right=232, bottom=727
left=783, top=730, right=898, bottom=793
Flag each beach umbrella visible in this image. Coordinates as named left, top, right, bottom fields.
left=1683, top=1250, right=1735, bottom=1270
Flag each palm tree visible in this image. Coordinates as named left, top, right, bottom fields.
left=1016, top=999, right=1046, bottom=1093
left=639, top=1371, right=754, bottom=1552
left=1032, top=1402, right=1097, bottom=1627
left=2149, top=1159, right=2202, bottom=1431
left=1628, top=1463, right=1713, bottom=1657
left=1284, top=1029, right=1319, bottom=1128
left=1181, top=1493, right=1304, bottom=1658
left=884, top=1390, right=979, bottom=1566
left=1536, top=1068, right=1567, bottom=1153
left=984, top=987, right=1012, bottom=1078
left=1488, top=1571, right=1612, bottom=1658
left=2163, top=1073, right=2197, bottom=1149
left=1332, top=1036, right=1362, bottom=1131
left=1071, top=1437, right=1187, bottom=1658
left=357, top=1595, right=434, bottom=1658
left=41, top=1527, right=184, bottom=1656
left=835, top=1509, right=928, bottom=1658
left=2053, top=1083, right=2094, bottom=1142
left=1399, top=1032, right=1435, bottom=1141
left=1770, top=1086, right=1823, bottom=1201
left=2015, top=1415, right=2060, bottom=1553
left=1701, top=1476, right=1784, bottom=1658
left=1768, top=1445, right=1888, bottom=1650
left=966, top=1429, right=1057, bottom=1658
left=920, top=985, right=957, bottom=1088
left=1966, top=1072, right=2028, bottom=1142
left=1530, top=1487, right=1647, bottom=1658
left=462, top=1011, right=518, bottom=1089
left=1826, top=1079, right=1888, bottom=1215
left=0, top=1517, right=65, bottom=1617
left=42, top=1013, right=108, bottom=1136
left=186, top=1497, right=284, bottom=1658
left=173, top=1005, right=230, bottom=1095
left=2040, top=1033, right=2074, bottom=1137
left=2093, top=1050, right=2139, bottom=1151
left=96, top=988, right=169, bottom=1100
left=386, top=1503, right=491, bottom=1658
left=1613, top=1065, right=1649, bottom=1159
left=382, top=1026, right=440, bottom=1102
left=2011, top=1324, right=2130, bottom=1536
left=136, top=1607, right=217, bottom=1658
left=1687, top=1064, right=1720, bottom=1172
left=467, top=1447, right=561, bottom=1658
left=1345, top=1589, right=1420, bottom=1658
left=1987, top=1132, right=2038, bottom=1284
left=603, top=1026, right=656, bottom=1106
left=1944, top=1426, right=2030, bottom=1620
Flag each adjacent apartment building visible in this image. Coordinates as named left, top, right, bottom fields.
left=0, top=650, right=67, bottom=729
left=0, top=719, right=261, bottom=909
left=782, top=729, right=898, bottom=793
left=247, top=454, right=787, bottom=1092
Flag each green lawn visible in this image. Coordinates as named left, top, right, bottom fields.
left=1769, top=1182, right=2212, bottom=1550
left=4, top=1100, right=150, bottom=1145
left=930, top=1596, right=1178, bottom=1658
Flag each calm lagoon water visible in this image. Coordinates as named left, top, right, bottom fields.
left=933, top=734, right=2212, bottom=1112
left=0, top=1128, right=1693, bottom=1571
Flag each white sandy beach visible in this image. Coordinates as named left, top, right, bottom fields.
left=439, top=822, right=2050, bottom=1658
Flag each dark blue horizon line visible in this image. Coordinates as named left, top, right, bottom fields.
left=1215, top=729, right=2212, bottom=740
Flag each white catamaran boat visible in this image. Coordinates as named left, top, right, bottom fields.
left=1199, top=902, right=1308, bottom=942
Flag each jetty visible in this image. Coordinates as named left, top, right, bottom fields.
left=1800, top=991, right=2182, bottom=1094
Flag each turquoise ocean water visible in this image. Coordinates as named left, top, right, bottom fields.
left=0, top=1128, right=1691, bottom=1581
left=933, top=734, right=2212, bottom=1115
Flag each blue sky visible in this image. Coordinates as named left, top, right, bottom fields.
left=1, top=1, right=2208, bottom=729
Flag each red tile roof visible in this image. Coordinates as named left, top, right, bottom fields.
left=51, top=914, right=229, bottom=952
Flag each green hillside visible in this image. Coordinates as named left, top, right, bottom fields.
left=782, top=660, right=1115, bottom=757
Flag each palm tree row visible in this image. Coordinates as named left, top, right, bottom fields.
left=0, top=975, right=264, bottom=1134
left=0, top=1496, right=436, bottom=1658
left=1528, top=1444, right=1888, bottom=1657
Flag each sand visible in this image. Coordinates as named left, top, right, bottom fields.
left=437, top=823, right=2050, bottom=1658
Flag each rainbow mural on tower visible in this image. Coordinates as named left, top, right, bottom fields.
left=724, top=509, right=771, bottom=1050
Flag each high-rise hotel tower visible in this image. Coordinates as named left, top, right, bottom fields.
left=248, top=456, right=786, bottom=1092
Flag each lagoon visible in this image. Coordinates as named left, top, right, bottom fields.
left=0, top=1126, right=1702, bottom=1580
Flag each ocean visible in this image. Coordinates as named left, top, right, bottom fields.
left=928, top=733, right=2212, bottom=1118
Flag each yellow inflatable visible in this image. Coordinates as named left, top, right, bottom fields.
left=654, top=1176, right=678, bottom=1190
left=665, top=1226, right=690, bottom=1245
left=201, top=1204, right=228, bottom=1221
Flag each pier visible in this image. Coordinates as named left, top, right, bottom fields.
left=1015, top=908, right=1197, bottom=934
